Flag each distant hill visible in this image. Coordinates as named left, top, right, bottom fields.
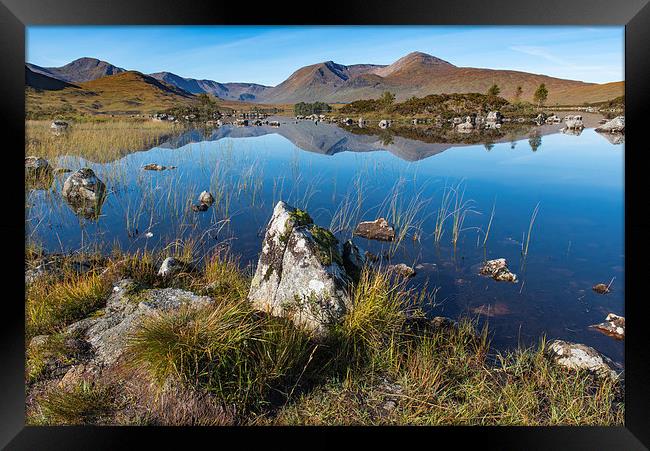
left=546, top=81, right=624, bottom=106
left=26, top=71, right=195, bottom=116
left=27, top=57, right=127, bottom=83
left=258, top=61, right=387, bottom=104
left=25, top=65, right=80, bottom=91
left=25, top=52, right=624, bottom=114
left=150, top=72, right=270, bottom=102
left=256, top=52, right=622, bottom=105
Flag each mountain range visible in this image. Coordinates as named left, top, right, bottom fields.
left=26, top=52, right=624, bottom=108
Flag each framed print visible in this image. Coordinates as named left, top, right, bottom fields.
left=2, top=0, right=649, bottom=448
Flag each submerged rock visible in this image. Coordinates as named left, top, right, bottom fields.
left=143, top=163, right=167, bottom=171
left=595, top=116, right=625, bottom=133
left=592, top=283, right=611, bottom=294
left=547, top=340, right=620, bottom=380
left=353, top=218, right=396, bottom=242
left=192, top=203, right=209, bottom=212
left=248, top=201, right=352, bottom=337
left=590, top=313, right=625, bottom=340
left=479, top=258, right=517, bottom=283
left=387, top=263, right=416, bottom=278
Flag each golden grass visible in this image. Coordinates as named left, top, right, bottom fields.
left=25, top=119, right=181, bottom=163
left=24, top=249, right=624, bottom=426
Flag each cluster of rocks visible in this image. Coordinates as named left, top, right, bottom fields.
left=454, top=111, right=503, bottom=133
left=151, top=113, right=177, bottom=122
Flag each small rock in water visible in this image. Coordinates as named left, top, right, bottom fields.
left=192, top=203, right=209, bottom=212
left=590, top=313, right=625, bottom=340
left=198, top=191, right=215, bottom=205
left=592, top=283, right=610, bottom=294
left=387, top=263, right=416, bottom=278
left=143, top=163, right=166, bottom=171
left=479, top=258, right=517, bottom=283
left=353, top=218, right=396, bottom=241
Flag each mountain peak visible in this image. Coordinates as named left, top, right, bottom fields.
left=398, top=51, right=453, bottom=66
left=373, top=51, right=454, bottom=78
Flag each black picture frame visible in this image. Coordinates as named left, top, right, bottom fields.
left=2, top=0, right=649, bottom=448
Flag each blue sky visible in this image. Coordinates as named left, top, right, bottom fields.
left=26, top=26, right=624, bottom=86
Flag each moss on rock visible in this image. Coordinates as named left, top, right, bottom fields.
left=309, top=225, right=343, bottom=266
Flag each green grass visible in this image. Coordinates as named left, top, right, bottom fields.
left=24, top=248, right=624, bottom=426
left=33, top=381, right=116, bottom=425
left=26, top=271, right=110, bottom=338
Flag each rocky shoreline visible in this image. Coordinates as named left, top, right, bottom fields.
left=25, top=201, right=624, bottom=425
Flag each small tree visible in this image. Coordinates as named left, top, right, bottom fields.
left=380, top=91, right=396, bottom=108
left=514, top=85, right=523, bottom=102
left=533, top=83, right=548, bottom=107
left=487, top=84, right=500, bottom=97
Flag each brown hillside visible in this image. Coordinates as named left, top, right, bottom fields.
left=27, top=71, right=196, bottom=116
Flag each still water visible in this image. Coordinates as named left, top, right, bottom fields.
left=26, top=117, right=624, bottom=364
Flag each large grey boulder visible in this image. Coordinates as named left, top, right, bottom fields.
left=65, top=279, right=213, bottom=366
left=595, top=116, right=624, bottom=133
left=61, top=168, right=107, bottom=219
left=62, top=168, right=106, bottom=204
left=547, top=340, right=620, bottom=379
left=248, top=201, right=353, bottom=337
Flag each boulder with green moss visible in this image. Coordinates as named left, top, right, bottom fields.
left=249, top=201, right=356, bottom=337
